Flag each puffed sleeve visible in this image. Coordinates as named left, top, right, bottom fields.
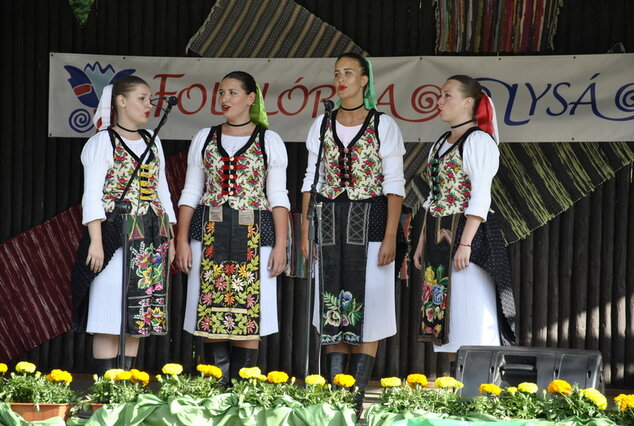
left=263, top=130, right=291, bottom=210
left=153, top=136, right=177, bottom=223
left=178, top=128, right=210, bottom=209
left=377, top=114, right=406, bottom=197
left=462, top=131, right=499, bottom=221
left=300, top=115, right=326, bottom=193
left=80, top=131, right=114, bottom=225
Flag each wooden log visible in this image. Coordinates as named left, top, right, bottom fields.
left=547, top=216, right=560, bottom=347
left=520, top=235, right=534, bottom=346
left=571, top=196, right=590, bottom=349
left=612, top=167, right=630, bottom=386
left=586, top=186, right=603, bottom=351
left=599, top=177, right=615, bottom=385
left=533, top=226, right=549, bottom=347
left=558, top=209, right=574, bottom=348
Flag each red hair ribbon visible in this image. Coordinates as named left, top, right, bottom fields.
left=476, top=94, right=494, bottom=136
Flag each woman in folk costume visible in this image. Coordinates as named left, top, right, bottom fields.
left=413, top=75, right=516, bottom=365
left=175, top=71, right=289, bottom=387
left=71, top=75, right=176, bottom=373
left=300, top=52, right=406, bottom=414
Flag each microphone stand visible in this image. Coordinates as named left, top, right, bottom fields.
left=304, top=100, right=333, bottom=378
left=113, top=97, right=177, bottom=370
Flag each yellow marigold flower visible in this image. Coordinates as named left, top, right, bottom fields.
left=507, top=387, right=518, bottom=395
left=115, top=371, right=133, bottom=381
left=581, top=388, right=607, bottom=410
left=267, top=371, right=289, bottom=384
left=479, top=383, right=502, bottom=396
left=131, top=369, right=150, bottom=387
left=155, top=374, right=163, bottom=382
left=197, top=364, right=223, bottom=379
left=407, top=374, right=428, bottom=388
left=239, top=366, right=262, bottom=379
left=162, top=363, right=183, bottom=376
left=256, top=374, right=268, bottom=381
left=380, top=377, right=402, bottom=388
left=104, top=369, right=124, bottom=380
left=0, top=363, right=7, bottom=374
left=614, top=394, right=634, bottom=411
left=547, top=379, right=572, bottom=395
left=435, top=376, right=463, bottom=389
left=305, top=374, right=326, bottom=386
left=333, top=374, right=356, bottom=388
left=46, top=369, right=73, bottom=383
left=15, top=361, right=36, bottom=374
left=518, top=382, right=538, bottom=394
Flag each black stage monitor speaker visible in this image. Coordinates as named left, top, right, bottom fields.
left=454, top=346, right=603, bottom=397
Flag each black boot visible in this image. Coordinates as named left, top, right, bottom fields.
left=93, top=357, right=116, bottom=375
left=326, top=352, right=349, bottom=385
left=347, top=353, right=375, bottom=418
left=229, top=346, right=259, bottom=383
left=124, top=356, right=135, bottom=371
left=205, top=342, right=231, bottom=388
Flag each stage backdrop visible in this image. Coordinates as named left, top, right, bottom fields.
left=49, top=53, right=634, bottom=143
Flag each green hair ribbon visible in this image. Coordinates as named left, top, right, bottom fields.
left=249, top=83, right=269, bottom=129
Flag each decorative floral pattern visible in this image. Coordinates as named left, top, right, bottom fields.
left=420, top=264, right=449, bottom=339
left=199, top=127, right=269, bottom=211
left=128, top=240, right=169, bottom=335
left=102, top=131, right=164, bottom=216
left=426, top=139, right=471, bottom=217
left=321, top=112, right=384, bottom=200
left=195, top=220, right=261, bottom=338
left=321, top=289, right=363, bottom=343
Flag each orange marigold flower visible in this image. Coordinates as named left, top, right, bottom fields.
left=547, top=379, right=572, bottom=395
left=333, top=374, right=355, bottom=388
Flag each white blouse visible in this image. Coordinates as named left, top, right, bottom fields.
left=178, top=128, right=291, bottom=210
left=423, top=130, right=499, bottom=221
left=301, top=112, right=406, bottom=197
left=80, top=130, right=176, bottom=225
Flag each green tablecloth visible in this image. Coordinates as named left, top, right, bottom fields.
left=66, top=394, right=356, bottom=425
left=366, top=406, right=619, bottom=426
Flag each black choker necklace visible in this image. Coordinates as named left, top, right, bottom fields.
left=450, top=119, right=474, bottom=129
left=340, top=103, right=364, bottom=112
left=116, top=124, right=139, bottom=133
left=226, top=120, right=252, bottom=127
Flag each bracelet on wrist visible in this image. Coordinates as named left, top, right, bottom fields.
left=459, top=243, right=471, bottom=247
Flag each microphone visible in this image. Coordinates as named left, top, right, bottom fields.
left=151, top=96, right=179, bottom=112
left=322, top=99, right=334, bottom=115
left=165, top=96, right=178, bottom=112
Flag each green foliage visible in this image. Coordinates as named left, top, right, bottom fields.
left=229, top=379, right=355, bottom=409
left=82, top=375, right=149, bottom=404
left=155, top=374, right=223, bottom=401
left=0, top=372, right=77, bottom=404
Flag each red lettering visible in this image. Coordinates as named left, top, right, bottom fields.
left=178, top=84, right=207, bottom=115
left=153, top=74, right=184, bottom=117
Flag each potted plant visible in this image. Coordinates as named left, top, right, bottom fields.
left=79, top=367, right=151, bottom=412
left=0, top=361, right=77, bottom=422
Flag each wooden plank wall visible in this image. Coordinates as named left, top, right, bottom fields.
left=2, top=0, right=633, bottom=389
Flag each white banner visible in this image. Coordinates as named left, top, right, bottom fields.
left=49, top=53, right=634, bottom=142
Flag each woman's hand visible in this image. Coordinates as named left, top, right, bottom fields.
left=413, top=237, right=425, bottom=270
left=168, top=239, right=176, bottom=265
left=378, top=237, right=396, bottom=266
left=453, top=245, right=471, bottom=271
left=268, top=245, right=287, bottom=277
left=86, top=241, right=105, bottom=273
left=175, top=240, right=192, bottom=274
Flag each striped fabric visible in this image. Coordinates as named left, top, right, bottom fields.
left=0, top=150, right=188, bottom=362
left=405, top=142, right=634, bottom=245
left=186, top=0, right=365, bottom=57
left=433, top=0, right=564, bottom=53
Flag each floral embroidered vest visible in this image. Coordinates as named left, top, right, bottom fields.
left=425, top=128, right=479, bottom=217
left=199, top=126, right=270, bottom=211
left=320, top=109, right=384, bottom=200
left=102, top=129, right=164, bottom=216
